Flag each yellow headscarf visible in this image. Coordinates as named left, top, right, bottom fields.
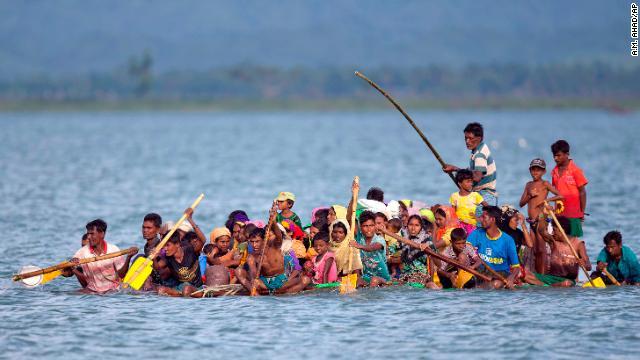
left=329, top=219, right=362, bottom=274
left=331, top=205, right=348, bottom=220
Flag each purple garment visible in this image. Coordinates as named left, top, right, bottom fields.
left=285, top=250, right=302, bottom=274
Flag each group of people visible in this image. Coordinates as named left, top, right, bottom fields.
left=63, top=122, right=640, bottom=296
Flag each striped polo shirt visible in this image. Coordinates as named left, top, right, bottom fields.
left=469, top=141, right=497, bottom=194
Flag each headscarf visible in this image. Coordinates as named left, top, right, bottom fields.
left=328, top=219, right=362, bottom=274
left=402, top=229, right=432, bottom=264
left=209, top=227, right=231, bottom=243
left=225, top=210, right=250, bottom=232
left=247, top=220, right=265, bottom=228
left=311, top=207, right=329, bottom=223
left=331, top=205, right=348, bottom=220
left=435, top=206, right=458, bottom=249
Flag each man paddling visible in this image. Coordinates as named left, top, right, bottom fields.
left=62, top=219, right=138, bottom=293
left=443, top=123, right=498, bottom=212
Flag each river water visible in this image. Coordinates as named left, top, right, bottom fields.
left=0, top=110, right=639, bottom=359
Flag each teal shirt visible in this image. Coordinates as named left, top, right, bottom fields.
left=356, top=233, right=391, bottom=281
left=597, top=245, right=640, bottom=283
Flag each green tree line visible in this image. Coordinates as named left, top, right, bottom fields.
left=0, top=62, right=638, bottom=104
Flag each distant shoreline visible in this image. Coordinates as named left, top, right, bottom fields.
left=0, top=97, right=637, bottom=112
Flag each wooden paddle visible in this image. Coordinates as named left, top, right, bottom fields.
left=354, top=71, right=457, bottom=187
left=381, top=229, right=492, bottom=282
left=123, top=194, right=204, bottom=290
left=602, top=268, right=622, bottom=286
left=13, top=247, right=137, bottom=285
left=341, top=176, right=360, bottom=294
left=250, top=201, right=279, bottom=296
left=543, top=201, right=602, bottom=288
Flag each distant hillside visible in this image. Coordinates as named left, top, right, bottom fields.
left=0, top=0, right=630, bottom=79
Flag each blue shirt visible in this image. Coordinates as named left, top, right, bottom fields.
left=597, top=245, right=640, bottom=283
left=468, top=228, right=519, bottom=273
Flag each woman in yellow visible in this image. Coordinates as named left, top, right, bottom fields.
left=328, top=219, right=362, bottom=276
left=327, top=205, right=347, bottom=224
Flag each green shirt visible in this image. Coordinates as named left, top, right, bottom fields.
left=276, top=211, right=303, bottom=230
left=597, top=245, right=640, bottom=283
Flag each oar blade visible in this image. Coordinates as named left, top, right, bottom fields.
left=455, top=269, right=474, bottom=289
left=41, top=270, right=62, bottom=285
left=339, top=273, right=358, bottom=294
left=18, top=265, right=43, bottom=288
left=582, top=276, right=606, bottom=288
left=123, top=257, right=153, bottom=290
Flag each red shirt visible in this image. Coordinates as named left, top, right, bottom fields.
left=552, top=160, right=588, bottom=218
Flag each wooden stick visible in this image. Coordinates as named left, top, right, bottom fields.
left=543, top=201, right=598, bottom=288
left=13, top=247, right=136, bottom=281
left=602, top=269, right=621, bottom=286
left=347, top=176, right=360, bottom=273
left=354, top=71, right=457, bottom=187
left=381, top=229, right=492, bottom=282
left=250, top=202, right=278, bottom=296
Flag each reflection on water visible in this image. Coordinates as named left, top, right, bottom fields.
left=1, top=110, right=639, bottom=358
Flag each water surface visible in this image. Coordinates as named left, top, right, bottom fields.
left=1, top=110, right=639, bottom=359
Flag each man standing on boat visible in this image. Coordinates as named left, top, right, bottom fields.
left=443, top=122, right=498, bottom=215
left=62, top=219, right=138, bottom=293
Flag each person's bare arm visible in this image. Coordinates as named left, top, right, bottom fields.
left=247, top=254, right=258, bottom=279
left=519, top=183, right=531, bottom=208
left=323, top=257, right=335, bottom=283
left=472, top=170, right=483, bottom=183
left=185, top=208, right=207, bottom=245
left=518, top=213, right=534, bottom=248
left=544, top=181, right=564, bottom=203
left=350, top=240, right=383, bottom=252
left=116, top=248, right=138, bottom=279
left=577, top=241, right=592, bottom=271
left=578, top=185, right=587, bottom=215
left=506, top=266, right=521, bottom=289
left=442, top=164, right=460, bottom=173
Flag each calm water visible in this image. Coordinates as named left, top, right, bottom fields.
left=1, top=110, right=639, bottom=359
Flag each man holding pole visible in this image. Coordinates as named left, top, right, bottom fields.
left=443, top=123, right=498, bottom=212
left=62, top=219, right=138, bottom=293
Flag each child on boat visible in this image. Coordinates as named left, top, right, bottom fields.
left=329, top=219, right=362, bottom=276
left=235, top=204, right=309, bottom=295
left=310, top=231, right=338, bottom=284
left=524, top=216, right=591, bottom=287
left=590, top=231, right=640, bottom=285
left=550, top=140, right=588, bottom=237
left=437, top=228, right=481, bottom=289
left=519, top=158, right=564, bottom=273
left=275, top=191, right=303, bottom=230
left=450, top=169, right=486, bottom=235
left=385, top=217, right=403, bottom=278
left=350, top=210, right=391, bottom=287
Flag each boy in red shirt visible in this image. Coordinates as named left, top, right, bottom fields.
left=550, top=140, right=588, bottom=237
